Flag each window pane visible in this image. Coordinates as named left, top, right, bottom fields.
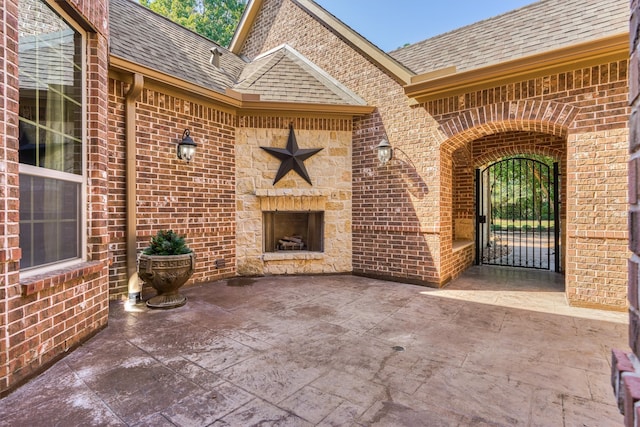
left=38, top=129, right=82, bottom=174
left=32, top=223, right=46, bottom=266
left=18, top=0, right=84, bottom=270
left=19, top=0, right=82, bottom=174
left=19, top=120, right=42, bottom=167
left=19, top=174, right=80, bottom=269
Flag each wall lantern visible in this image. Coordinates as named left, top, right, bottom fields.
left=376, top=138, right=393, bottom=166
left=177, top=129, right=197, bottom=163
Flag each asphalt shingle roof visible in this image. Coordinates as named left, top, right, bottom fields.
left=109, top=0, right=366, bottom=106
left=234, top=45, right=366, bottom=105
left=109, top=0, right=246, bottom=92
left=389, top=0, right=628, bottom=75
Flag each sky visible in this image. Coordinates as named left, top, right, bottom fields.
left=314, top=0, right=538, bottom=52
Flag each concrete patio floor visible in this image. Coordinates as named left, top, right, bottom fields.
left=0, top=266, right=628, bottom=426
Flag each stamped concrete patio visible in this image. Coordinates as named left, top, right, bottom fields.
left=0, top=267, right=627, bottom=426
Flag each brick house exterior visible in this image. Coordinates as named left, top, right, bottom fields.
left=0, top=0, right=632, bottom=396
left=232, top=0, right=630, bottom=308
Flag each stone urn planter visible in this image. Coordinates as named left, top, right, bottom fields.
left=138, top=230, right=195, bottom=309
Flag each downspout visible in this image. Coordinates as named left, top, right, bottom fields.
left=126, top=73, right=144, bottom=301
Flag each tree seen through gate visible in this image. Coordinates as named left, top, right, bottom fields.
left=476, top=155, right=560, bottom=271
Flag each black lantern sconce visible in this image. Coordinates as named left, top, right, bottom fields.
left=376, top=138, right=393, bottom=166
left=177, top=129, right=197, bottom=163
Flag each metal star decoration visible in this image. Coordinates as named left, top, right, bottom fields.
left=261, top=124, right=323, bottom=185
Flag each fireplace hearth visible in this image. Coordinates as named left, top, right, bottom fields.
left=263, top=211, right=324, bottom=252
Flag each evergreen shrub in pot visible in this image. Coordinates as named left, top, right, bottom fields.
left=138, top=230, right=195, bottom=309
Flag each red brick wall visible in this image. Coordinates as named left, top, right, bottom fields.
left=430, top=60, right=629, bottom=305
left=241, top=0, right=284, bottom=59
left=615, top=1, right=640, bottom=424
left=0, top=0, right=110, bottom=395
left=107, top=80, right=237, bottom=296
left=351, top=112, right=439, bottom=285
left=452, top=144, right=473, bottom=240
left=632, top=0, right=640, bottom=361
left=107, top=79, right=127, bottom=290
left=0, top=0, right=21, bottom=394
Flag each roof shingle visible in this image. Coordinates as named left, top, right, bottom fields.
left=109, top=0, right=366, bottom=106
left=109, top=0, right=247, bottom=92
left=389, top=0, right=628, bottom=75
left=234, top=45, right=366, bottom=105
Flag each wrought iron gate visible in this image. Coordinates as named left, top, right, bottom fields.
left=475, top=157, right=560, bottom=272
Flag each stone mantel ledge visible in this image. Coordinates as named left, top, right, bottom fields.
left=254, top=189, right=331, bottom=197
left=262, top=252, right=325, bottom=261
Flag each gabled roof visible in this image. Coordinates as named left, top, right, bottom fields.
left=234, top=44, right=366, bottom=105
left=109, top=0, right=247, bottom=93
left=108, top=0, right=373, bottom=114
left=390, top=0, right=628, bottom=75
left=230, top=0, right=415, bottom=85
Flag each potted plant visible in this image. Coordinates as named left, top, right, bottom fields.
left=138, top=229, right=195, bottom=309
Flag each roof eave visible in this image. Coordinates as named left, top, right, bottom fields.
left=239, top=100, right=375, bottom=115
left=109, top=55, right=374, bottom=116
left=109, top=55, right=244, bottom=107
left=230, top=0, right=263, bottom=54
left=405, top=33, right=629, bottom=103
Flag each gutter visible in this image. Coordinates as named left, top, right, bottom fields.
left=405, top=33, right=629, bottom=102
left=126, top=73, right=144, bottom=301
left=109, top=56, right=374, bottom=115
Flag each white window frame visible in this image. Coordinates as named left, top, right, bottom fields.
left=19, top=0, right=87, bottom=279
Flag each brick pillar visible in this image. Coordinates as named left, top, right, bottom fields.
left=0, top=0, right=21, bottom=393
left=613, top=2, right=640, bottom=425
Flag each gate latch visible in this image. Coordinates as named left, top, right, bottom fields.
left=478, top=215, right=487, bottom=224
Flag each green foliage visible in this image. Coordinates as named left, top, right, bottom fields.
left=490, top=219, right=554, bottom=232
left=140, top=0, right=247, bottom=47
left=143, top=230, right=192, bottom=255
left=488, top=155, right=556, bottom=221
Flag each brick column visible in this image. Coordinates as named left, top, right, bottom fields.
left=0, top=0, right=21, bottom=393
left=612, top=2, right=640, bottom=425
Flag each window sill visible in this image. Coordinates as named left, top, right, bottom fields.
left=20, top=261, right=104, bottom=296
left=262, top=252, right=325, bottom=261
left=452, top=240, right=474, bottom=253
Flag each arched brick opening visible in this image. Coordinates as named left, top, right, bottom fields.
left=438, top=101, right=575, bottom=283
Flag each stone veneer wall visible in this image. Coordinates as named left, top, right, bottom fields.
left=0, top=0, right=110, bottom=395
left=612, top=1, right=640, bottom=424
left=241, top=0, right=442, bottom=287
left=236, top=116, right=352, bottom=276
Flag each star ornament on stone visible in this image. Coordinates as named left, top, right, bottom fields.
left=261, top=125, right=323, bottom=185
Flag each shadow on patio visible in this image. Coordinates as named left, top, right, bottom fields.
left=0, top=268, right=626, bottom=426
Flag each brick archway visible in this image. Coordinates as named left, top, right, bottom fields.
left=438, top=100, right=575, bottom=283
left=439, top=100, right=578, bottom=155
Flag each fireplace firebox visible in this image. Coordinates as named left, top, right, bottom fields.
left=263, top=211, right=324, bottom=252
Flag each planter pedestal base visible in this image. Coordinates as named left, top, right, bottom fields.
left=138, top=252, right=195, bottom=310
left=146, top=293, right=187, bottom=309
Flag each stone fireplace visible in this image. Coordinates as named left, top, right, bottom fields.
left=263, top=211, right=324, bottom=252
left=235, top=123, right=353, bottom=276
